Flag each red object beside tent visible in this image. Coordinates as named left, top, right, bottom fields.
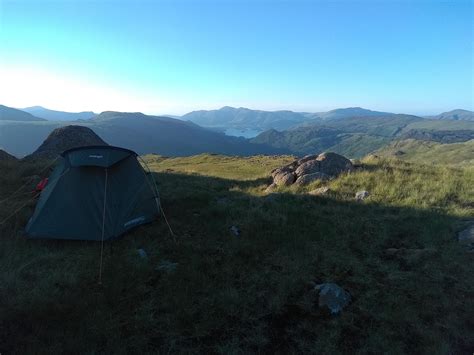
left=36, top=178, right=49, bottom=192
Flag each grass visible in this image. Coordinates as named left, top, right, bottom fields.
left=376, top=139, right=474, bottom=167
left=1, top=154, right=473, bottom=354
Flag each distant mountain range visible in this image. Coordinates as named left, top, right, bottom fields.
left=182, top=106, right=474, bottom=133
left=21, top=106, right=96, bottom=121
left=182, top=106, right=309, bottom=131
left=0, top=106, right=281, bottom=157
left=0, top=105, right=46, bottom=122
left=308, top=107, right=395, bottom=120
left=1, top=104, right=473, bottom=159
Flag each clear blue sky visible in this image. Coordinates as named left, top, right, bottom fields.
left=0, top=0, right=472, bottom=115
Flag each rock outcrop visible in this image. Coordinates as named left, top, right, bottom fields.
left=25, top=125, right=108, bottom=160
left=269, top=152, right=353, bottom=187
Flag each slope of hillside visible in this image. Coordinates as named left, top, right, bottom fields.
left=182, top=106, right=309, bottom=131
left=0, top=105, right=46, bottom=122
left=253, top=114, right=474, bottom=158
left=88, top=111, right=282, bottom=156
left=427, top=109, right=474, bottom=121
left=309, top=107, right=395, bottom=120
left=1, top=155, right=473, bottom=353
left=21, top=106, right=96, bottom=121
left=0, top=108, right=286, bottom=157
left=377, top=139, right=474, bottom=166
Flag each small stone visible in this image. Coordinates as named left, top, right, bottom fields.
left=230, top=225, right=240, bottom=237
left=308, top=186, right=330, bottom=196
left=355, top=190, right=369, bottom=201
left=137, top=248, right=148, bottom=259
left=315, top=283, right=351, bottom=314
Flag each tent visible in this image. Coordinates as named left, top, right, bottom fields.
left=25, top=146, right=160, bottom=241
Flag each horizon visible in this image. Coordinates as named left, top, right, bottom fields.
left=1, top=0, right=473, bottom=115
left=9, top=104, right=474, bottom=118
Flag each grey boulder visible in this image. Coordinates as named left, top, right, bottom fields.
left=315, top=283, right=351, bottom=314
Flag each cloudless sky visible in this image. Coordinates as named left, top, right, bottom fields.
left=0, top=0, right=472, bottom=115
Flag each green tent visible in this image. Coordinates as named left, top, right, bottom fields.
left=25, top=146, right=160, bottom=241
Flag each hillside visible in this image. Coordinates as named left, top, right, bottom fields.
left=21, top=106, right=96, bottom=121
left=182, top=106, right=310, bottom=131
left=252, top=114, right=474, bottom=158
left=377, top=139, right=474, bottom=166
left=309, top=107, right=395, bottom=120
left=1, top=154, right=473, bottom=353
left=0, top=106, right=282, bottom=157
left=427, top=109, right=474, bottom=121
left=0, top=105, right=46, bottom=122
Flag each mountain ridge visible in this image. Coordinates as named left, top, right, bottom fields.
left=21, top=106, right=96, bottom=121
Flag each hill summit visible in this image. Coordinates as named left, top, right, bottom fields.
left=26, top=125, right=108, bottom=160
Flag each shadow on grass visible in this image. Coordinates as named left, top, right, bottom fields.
left=1, top=171, right=473, bottom=354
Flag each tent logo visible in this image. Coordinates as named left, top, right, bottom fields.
left=89, top=155, right=104, bottom=159
left=124, top=216, right=146, bottom=228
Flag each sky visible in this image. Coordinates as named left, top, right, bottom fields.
left=0, top=0, right=472, bottom=115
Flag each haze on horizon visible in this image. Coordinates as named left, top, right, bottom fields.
left=0, top=0, right=472, bottom=116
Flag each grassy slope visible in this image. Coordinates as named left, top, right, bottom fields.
left=377, top=139, right=474, bottom=167
left=1, top=155, right=473, bottom=353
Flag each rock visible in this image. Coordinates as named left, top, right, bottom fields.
left=316, top=152, right=354, bottom=176
left=297, top=154, right=318, bottom=165
left=269, top=152, right=354, bottom=188
left=458, top=223, right=474, bottom=251
left=295, top=160, right=320, bottom=177
left=315, top=283, right=351, bottom=314
left=24, top=125, right=108, bottom=161
left=273, top=171, right=296, bottom=186
left=265, top=183, right=278, bottom=193
left=308, top=186, right=330, bottom=196
left=355, top=190, right=369, bottom=201
left=230, top=225, right=240, bottom=237
left=137, top=248, right=148, bottom=259
left=295, top=172, right=330, bottom=186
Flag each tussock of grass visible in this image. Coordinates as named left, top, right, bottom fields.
left=0, top=154, right=473, bottom=353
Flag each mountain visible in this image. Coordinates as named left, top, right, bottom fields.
left=251, top=114, right=474, bottom=158
left=87, top=111, right=281, bottom=156
left=25, top=125, right=108, bottom=160
left=21, top=106, right=96, bottom=121
left=0, top=105, right=282, bottom=157
left=309, top=107, right=395, bottom=120
left=182, top=106, right=310, bottom=131
left=0, top=105, right=46, bottom=121
left=427, top=109, right=474, bottom=121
